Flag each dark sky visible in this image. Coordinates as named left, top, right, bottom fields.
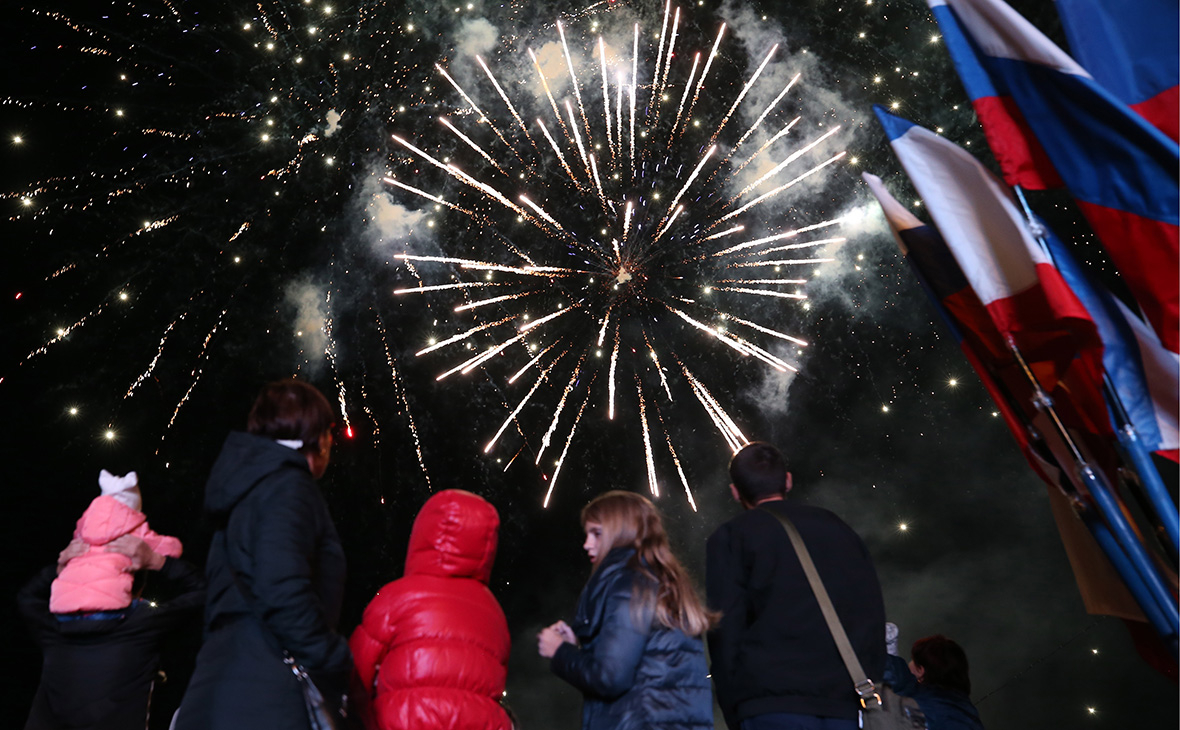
left=2, top=0, right=1176, bottom=727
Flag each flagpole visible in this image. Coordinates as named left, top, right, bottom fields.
left=902, top=239, right=1177, bottom=647
left=1013, top=184, right=1180, bottom=557
left=1103, top=372, right=1180, bottom=559
left=1007, top=336, right=1180, bottom=652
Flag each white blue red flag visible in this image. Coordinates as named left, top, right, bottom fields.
left=1055, top=0, right=1179, bottom=142
left=873, top=107, right=1110, bottom=434
left=928, top=0, right=1180, bottom=355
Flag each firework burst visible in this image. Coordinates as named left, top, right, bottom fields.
left=3, top=0, right=449, bottom=475
left=388, top=3, right=854, bottom=507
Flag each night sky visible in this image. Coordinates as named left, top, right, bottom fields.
left=2, top=0, right=1176, bottom=727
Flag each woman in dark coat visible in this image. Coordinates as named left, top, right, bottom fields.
left=538, top=491, right=715, bottom=730
left=174, top=379, right=352, bottom=730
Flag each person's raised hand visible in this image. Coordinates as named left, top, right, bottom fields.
left=107, top=535, right=166, bottom=572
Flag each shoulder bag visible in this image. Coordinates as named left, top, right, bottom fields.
left=760, top=506, right=927, bottom=730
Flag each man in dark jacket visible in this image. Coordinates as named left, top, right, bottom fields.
left=706, top=442, right=886, bottom=730
left=19, top=535, right=205, bottom=730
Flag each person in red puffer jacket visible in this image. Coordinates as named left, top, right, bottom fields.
left=350, top=489, right=512, bottom=730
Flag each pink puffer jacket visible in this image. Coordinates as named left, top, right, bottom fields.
left=49, top=495, right=183, bottom=614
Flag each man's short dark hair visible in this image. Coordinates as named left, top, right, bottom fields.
left=729, top=442, right=788, bottom=503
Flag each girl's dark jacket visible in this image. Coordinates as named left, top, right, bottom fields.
left=550, top=547, right=713, bottom=730
left=174, top=432, right=352, bottom=730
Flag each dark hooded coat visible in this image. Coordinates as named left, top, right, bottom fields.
left=550, top=547, right=714, bottom=730
left=174, top=432, right=351, bottom=730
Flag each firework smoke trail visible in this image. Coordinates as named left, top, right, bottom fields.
left=678, top=23, right=726, bottom=137
left=557, top=21, right=594, bottom=146
left=708, top=44, right=777, bottom=147
left=717, top=151, right=848, bottom=225
left=25, top=302, right=109, bottom=361
left=529, top=48, right=576, bottom=158
left=161, top=307, right=228, bottom=441
left=599, top=37, right=614, bottom=157
left=650, top=1, right=672, bottom=113
left=543, top=385, right=592, bottom=509
left=670, top=52, right=701, bottom=142
left=389, top=5, right=850, bottom=504
left=441, top=117, right=508, bottom=177
left=655, top=404, right=697, bottom=511
left=636, top=380, right=660, bottom=497
left=536, top=354, right=587, bottom=465
left=321, top=291, right=355, bottom=439
left=378, top=314, right=431, bottom=489
left=126, top=314, right=186, bottom=398
left=713, top=215, right=852, bottom=257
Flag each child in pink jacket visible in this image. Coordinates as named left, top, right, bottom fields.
left=50, top=470, right=183, bottom=614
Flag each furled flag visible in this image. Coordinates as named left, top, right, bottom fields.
left=873, top=106, right=1108, bottom=434
left=928, top=0, right=1179, bottom=354
left=863, top=171, right=1148, bottom=624
left=1045, top=231, right=1180, bottom=460
left=1055, top=0, right=1179, bottom=142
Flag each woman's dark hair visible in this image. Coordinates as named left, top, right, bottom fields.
left=729, top=441, right=789, bottom=503
left=912, top=635, right=972, bottom=694
left=247, top=379, right=334, bottom=453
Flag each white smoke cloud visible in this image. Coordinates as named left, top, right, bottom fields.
left=323, top=109, right=342, bottom=137
left=456, top=17, right=499, bottom=61
left=359, top=174, right=437, bottom=254
left=447, top=17, right=500, bottom=89
left=285, top=278, right=329, bottom=372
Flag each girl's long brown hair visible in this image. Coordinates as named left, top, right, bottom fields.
left=582, top=491, right=718, bottom=637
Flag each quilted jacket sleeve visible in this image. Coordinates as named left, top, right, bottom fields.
left=349, top=591, right=396, bottom=694
left=136, top=524, right=184, bottom=559
left=550, top=575, right=649, bottom=700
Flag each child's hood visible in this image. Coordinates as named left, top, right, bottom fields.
left=76, top=495, right=147, bottom=545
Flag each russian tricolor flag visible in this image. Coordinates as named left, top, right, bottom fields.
left=862, top=171, right=1036, bottom=446
left=929, top=0, right=1180, bottom=355
left=873, top=107, right=1110, bottom=433
left=1056, top=0, right=1179, bottom=143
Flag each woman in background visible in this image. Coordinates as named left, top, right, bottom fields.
left=538, top=490, right=715, bottom=730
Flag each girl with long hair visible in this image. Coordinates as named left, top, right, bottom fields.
left=537, top=490, right=715, bottom=730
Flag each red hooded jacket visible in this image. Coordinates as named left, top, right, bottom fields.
left=350, top=490, right=512, bottom=730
